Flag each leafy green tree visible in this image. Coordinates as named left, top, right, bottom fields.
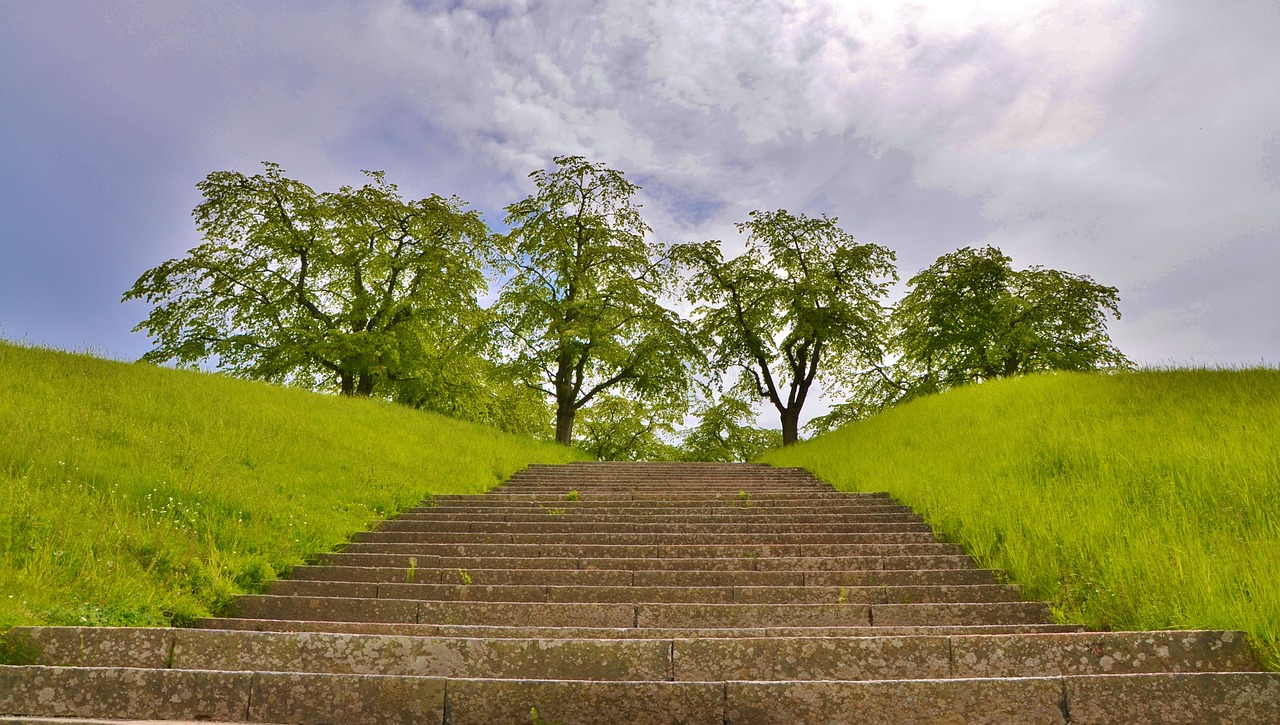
left=573, top=393, right=683, bottom=461
left=894, top=246, right=1129, bottom=385
left=677, top=209, right=897, bottom=445
left=124, top=163, right=491, bottom=397
left=680, top=395, right=782, bottom=462
left=390, top=345, right=552, bottom=438
left=820, top=245, right=1131, bottom=429
left=494, top=155, right=700, bottom=445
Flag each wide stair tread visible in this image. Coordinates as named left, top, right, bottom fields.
left=4, top=462, right=1276, bottom=724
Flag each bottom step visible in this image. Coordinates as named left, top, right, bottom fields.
left=0, top=720, right=259, bottom=725
left=3, top=668, right=1278, bottom=725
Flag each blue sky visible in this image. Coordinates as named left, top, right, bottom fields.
left=3, top=0, right=1279, bottom=376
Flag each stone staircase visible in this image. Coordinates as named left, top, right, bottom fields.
left=2, top=461, right=1277, bottom=723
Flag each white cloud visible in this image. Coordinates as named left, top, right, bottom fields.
left=4, top=0, right=1279, bottom=369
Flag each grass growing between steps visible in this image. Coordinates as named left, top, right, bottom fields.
left=761, top=369, right=1280, bottom=668
left=0, top=341, right=580, bottom=634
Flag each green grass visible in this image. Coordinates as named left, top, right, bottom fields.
left=0, top=341, right=580, bottom=632
left=762, top=369, right=1280, bottom=668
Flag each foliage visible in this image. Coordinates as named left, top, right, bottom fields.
left=680, top=395, right=782, bottom=462
left=897, top=245, right=1129, bottom=383
left=677, top=209, right=896, bottom=445
left=391, top=346, right=551, bottom=439
left=0, top=340, right=579, bottom=632
left=494, top=155, right=700, bottom=445
left=572, top=394, right=683, bottom=461
left=124, top=162, right=491, bottom=396
left=827, top=245, right=1130, bottom=427
left=763, top=368, right=1280, bottom=670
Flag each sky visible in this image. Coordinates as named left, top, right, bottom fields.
left=3, top=0, right=1278, bottom=388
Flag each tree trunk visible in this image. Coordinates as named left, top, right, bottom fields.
left=356, top=373, right=375, bottom=396
left=339, top=373, right=355, bottom=396
left=780, top=408, right=801, bottom=446
left=555, top=400, right=576, bottom=446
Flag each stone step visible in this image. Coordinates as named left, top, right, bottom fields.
left=10, top=462, right=1267, bottom=723
left=499, top=476, right=827, bottom=482
left=263, top=580, right=1022, bottom=605
left=404, top=503, right=915, bottom=515
left=283, top=565, right=1000, bottom=587
left=0, top=666, right=441, bottom=724
left=333, top=542, right=965, bottom=558
left=228, top=596, right=1053, bottom=627
left=349, top=531, right=939, bottom=545
left=392, top=511, right=923, bottom=522
left=373, top=520, right=931, bottom=533
left=195, top=619, right=1088, bottom=638
left=523, top=472, right=799, bottom=476
left=488, top=489, right=829, bottom=494
left=7, top=628, right=1258, bottom=681
left=719, top=674, right=1280, bottom=725
left=423, top=491, right=890, bottom=503
left=3, top=668, right=1278, bottom=725
left=315, top=552, right=984, bottom=571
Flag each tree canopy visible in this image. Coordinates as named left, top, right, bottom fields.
left=124, top=159, right=1132, bottom=459
left=493, top=155, right=700, bottom=445
left=572, top=393, right=683, bottom=461
left=680, top=395, right=782, bottom=462
left=677, top=210, right=897, bottom=445
left=818, top=245, right=1131, bottom=430
left=895, top=245, right=1129, bottom=385
left=124, top=163, right=490, bottom=397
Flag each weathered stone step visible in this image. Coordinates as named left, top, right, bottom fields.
left=196, top=618, right=1087, bottom=638
left=519, top=471, right=798, bottom=476
left=719, top=674, right=1280, bottom=724
left=7, top=628, right=1257, bottom=681
left=334, top=542, right=965, bottom=558
left=499, top=476, right=827, bottom=483
left=0, top=719, right=252, bottom=725
left=491, top=485, right=831, bottom=492
left=6, top=628, right=670, bottom=681
left=4, top=668, right=1278, bottom=724
left=461, top=478, right=845, bottom=485
left=424, top=491, right=889, bottom=503
left=373, top=520, right=931, bottom=534
left=264, top=580, right=1022, bottom=605
left=229, top=596, right=1053, bottom=627
left=284, top=565, right=999, bottom=587
left=405, top=503, right=914, bottom=515
left=316, top=552, right=984, bottom=571
left=0, top=666, right=441, bottom=724
left=349, top=531, right=938, bottom=545
left=393, top=510, right=922, bottom=522
left=510, top=468, right=817, bottom=477
left=1, top=720, right=249, bottom=725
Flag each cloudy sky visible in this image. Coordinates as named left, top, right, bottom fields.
left=3, top=0, right=1279, bottom=376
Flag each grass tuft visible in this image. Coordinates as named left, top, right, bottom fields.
left=762, top=369, right=1280, bottom=669
left=0, top=340, right=580, bottom=631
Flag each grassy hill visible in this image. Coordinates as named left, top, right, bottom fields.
left=762, top=369, right=1280, bottom=668
left=0, top=341, right=580, bottom=632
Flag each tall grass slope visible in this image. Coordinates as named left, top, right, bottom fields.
left=0, top=341, right=579, bottom=633
left=762, top=369, right=1280, bottom=668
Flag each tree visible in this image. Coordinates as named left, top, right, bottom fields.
left=390, top=340, right=552, bottom=439
left=124, top=163, right=491, bottom=396
left=894, top=246, right=1129, bottom=384
left=573, top=393, right=683, bottom=461
left=494, top=155, right=700, bottom=446
left=825, top=245, right=1131, bottom=427
left=680, top=395, right=782, bottom=462
left=677, top=210, right=897, bottom=445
